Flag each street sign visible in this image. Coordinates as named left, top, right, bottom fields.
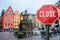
left=37, top=5, right=58, bottom=25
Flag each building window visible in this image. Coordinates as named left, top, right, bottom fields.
left=17, top=22, right=18, bottom=23
left=18, top=19, right=19, bottom=20
left=6, top=15, right=7, bottom=16
left=15, top=25, right=16, bottom=27
left=26, top=16, right=28, bottom=18
left=8, top=23, right=10, bottom=26
left=11, top=24, right=12, bottom=26
left=17, top=25, right=19, bottom=27
left=15, top=22, right=16, bottom=23
left=5, top=23, right=7, bottom=26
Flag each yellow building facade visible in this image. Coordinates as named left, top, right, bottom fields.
left=14, top=11, right=20, bottom=29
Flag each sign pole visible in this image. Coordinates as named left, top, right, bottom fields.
left=45, top=25, right=50, bottom=40
left=37, top=5, right=58, bottom=40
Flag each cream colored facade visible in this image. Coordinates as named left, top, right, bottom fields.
left=50, top=0, right=60, bottom=27
left=14, top=11, right=20, bottom=29
left=35, top=16, right=44, bottom=28
left=28, top=14, right=42, bottom=28
left=28, top=14, right=36, bottom=27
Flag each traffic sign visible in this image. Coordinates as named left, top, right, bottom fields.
left=37, top=5, right=58, bottom=25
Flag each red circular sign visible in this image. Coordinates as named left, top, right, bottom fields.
left=37, top=5, right=58, bottom=25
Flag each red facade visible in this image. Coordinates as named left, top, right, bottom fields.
left=2, top=6, right=14, bottom=30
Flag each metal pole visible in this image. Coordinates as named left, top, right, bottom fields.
left=45, top=25, right=50, bottom=40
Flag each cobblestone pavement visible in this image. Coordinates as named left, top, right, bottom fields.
left=0, top=32, right=60, bottom=40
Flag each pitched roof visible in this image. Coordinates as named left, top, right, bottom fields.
left=6, top=6, right=13, bottom=12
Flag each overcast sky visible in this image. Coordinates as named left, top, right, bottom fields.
left=0, top=0, right=59, bottom=15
